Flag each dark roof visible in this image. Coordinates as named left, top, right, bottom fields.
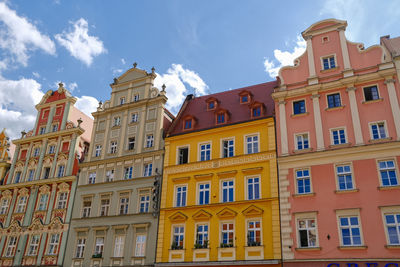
left=167, top=80, right=278, bottom=136
left=381, top=35, right=400, bottom=57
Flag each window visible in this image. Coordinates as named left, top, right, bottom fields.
left=124, top=166, right=133, bottom=179
left=28, top=235, right=40, bottom=256
left=95, top=145, right=102, bottom=157
left=172, top=226, right=184, bottom=249
left=113, top=236, right=125, bottom=257
left=52, top=124, right=58, bottom=132
left=16, top=196, right=27, bottom=213
left=119, top=195, right=129, bottom=215
left=384, top=213, right=400, bottom=245
left=110, top=141, right=117, bottom=154
left=82, top=198, right=91, bottom=218
left=128, top=137, right=135, bottom=150
left=27, top=169, right=35, bottom=181
left=246, top=135, right=259, bottom=154
left=252, top=106, right=261, bottom=117
left=378, top=160, right=398, bottom=186
left=222, top=139, right=234, bottom=158
left=33, top=147, right=40, bottom=157
left=371, top=122, right=387, bottom=140
left=247, top=220, right=261, bottom=246
left=57, top=165, right=65, bottom=177
left=322, top=56, right=336, bottom=70
left=100, top=198, right=110, bottom=216
left=247, top=177, right=260, bottom=200
left=48, top=234, right=60, bottom=255
left=293, top=100, right=306, bottom=115
left=195, top=224, right=208, bottom=248
left=296, top=169, right=311, bottom=194
left=88, top=172, right=96, bottom=184
left=175, top=185, right=187, bottom=207
left=339, top=216, right=362, bottom=246
left=39, top=127, right=46, bottom=135
left=208, top=102, right=215, bottom=110
left=14, top=172, right=21, bottom=183
left=184, top=119, right=192, bottom=129
left=139, top=194, right=150, bottom=213
left=57, top=192, right=68, bottom=209
left=120, top=97, right=125, bottom=105
left=198, top=183, right=210, bottom=205
left=332, top=128, right=346, bottom=145
left=48, top=145, right=55, bottom=154
left=75, top=238, right=85, bottom=258
left=38, top=194, right=48, bottom=211
left=0, top=199, right=9, bottom=214
left=131, top=113, right=139, bottom=123
left=221, top=180, right=234, bottom=202
left=364, top=85, right=379, bottom=101
left=336, top=165, right=354, bottom=190
left=327, top=93, right=341, bottom=108
left=298, top=219, right=317, bottom=248
left=146, top=135, right=154, bottom=148
left=133, top=94, right=140, bottom=102
left=178, top=147, right=189, bottom=164
left=296, top=133, right=309, bottom=150
left=113, top=117, right=121, bottom=127
left=241, top=95, right=249, bottom=103
left=5, top=236, right=17, bottom=257
left=135, top=235, right=146, bottom=256
left=106, top=169, right=114, bottom=182
left=143, top=163, right=152, bottom=177
left=217, top=113, right=225, bottom=124
left=200, top=143, right=211, bottom=161
left=43, top=167, right=50, bottom=179
left=95, top=237, right=104, bottom=255
left=221, top=223, right=234, bottom=246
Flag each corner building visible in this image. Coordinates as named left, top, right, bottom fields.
left=156, top=82, right=281, bottom=266
left=0, top=83, right=92, bottom=266
left=272, top=19, right=400, bottom=266
left=64, top=65, right=173, bottom=267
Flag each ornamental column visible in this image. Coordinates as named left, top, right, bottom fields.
left=346, top=86, right=364, bottom=145
left=6, top=144, right=20, bottom=185
left=278, top=100, right=289, bottom=155
left=384, top=78, right=400, bottom=140
left=66, top=133, right=78, bottom=176
left=311, top=93, right=324, bottom=150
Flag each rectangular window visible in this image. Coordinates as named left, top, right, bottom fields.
left=217, top=113, right=225, bottom=124
left=247, top=220, right=261, bottom=246
left=221, top=180, right=234, bottom=202
left=48, top=234, right=60, bottom=255
left=339, top=216, right=362, bottom=246
left=247, top=177, right=260, bottom=200
left=82, top=198, right=91, bottom=218
left=296, top=169, right=311, bottom=194
left=332, top=129, right=346, bottom=145
left=175, top=185, right=187, bottom=207
left=124, top=166, right=133, bottom=179
left=128, top=137, right=135, bottom=150
left=198, top=183, right=210, bottom=205
left=364, top=85, right=379, bottom=101
left=379, top=160, right=398, bottom=186
left=120, top=97, right=125, bottom=105
left=327, top=93, right=341, bottom=108
left=48, top=145, right=55, bottom=154
left=293, top=100, right=306, bottom=115
left=75, top=238, right=85, bottom=258
left=57, top=165, right=65, bottom=177
left=296, top=133, right=309, bottom=150
left=131, top=113, right=139, bottom=123
left=146, top=135, right=154, bottom=148
left=106, top=169, right=114, bottom=182
left=223, top=139, right=234, bottom=158
left=178, top=147, right=189, bottom=164
left=100, top=198, right=110, bottom=216
left=385, top=213, right=400, bottom=245
left=0, top=199, right=9, bottom=214
left=371, top=122, right=387, bottom=140
left=195, top=224, right=208, bottom=248
left=95, top=145, right=102, bottom=157
left=110, top=141, right=117, bottom=154
left=133, top=94, right=140, bottom=102
left=184, top=119, right=192, bottom=129
left=39, top=127, right=46, bottom=135
left=113, top=117, right=121, bottom=127
left=16, top=196, right=27, bottom=213
left=135, top=235, right=146, bottom=257
left=28, top=235, right=40, bottom=256
left=52, top=124, right=58, bottom=132
left=139, top=194, right=150, bottom=213
left=200, top=143, right=211, bottom=161
left=246, top=135, right=259, bottom=154
left=38, top=194, right=48, bottom=211
left=27, top=169, right=35, bottom=181
left=5, top=236, right=17, bottom=257
left=337, top=165, right=354, bottom=190
left=252, top=106, right=261, bottom=117
left=172, top=226, right=184, bottom=249
left=323, top=56, right=336, bottom=70
left=14, top=172, right=21, bottom=183
left=94, top=237, right=104, bottom=255
left=33, top=147, right=40, bottom=157
left=113, top=236, right=125, bottom=257
left=88, top=172, right=96, bottom=184
left=119, top=195, right=129, bottom=215
left=43, top=167, right=50, bottom=179
left=298, top=219, right=317, bottom=247
left=57, top=192, right=68, bottom=209
left=143, top=163, right=152, bottom=177
left=221, top=223, right=234, bottom=246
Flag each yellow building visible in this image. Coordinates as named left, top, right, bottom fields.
left=0, top=129, right=11, bottom=182
left=156, top=82, right=281, bottom=266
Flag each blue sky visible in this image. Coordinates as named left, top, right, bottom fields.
left=0, top=0, right=399, bottom=139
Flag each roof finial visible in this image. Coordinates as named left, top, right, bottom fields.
left=133, top=62, right=138, bottom=68
left=77, top=118, right=83, bottom=127
left=21, top=130, right=26, bottom=138
left=58, top=82, right=64, bottom=93
left=151, top=67, right=155, bottom=74
left=113, top=78, right=118, bottom=85
left=161, top=84, right=166, bottom=92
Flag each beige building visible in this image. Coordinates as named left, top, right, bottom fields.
left=64, top=64, right=173, bottom=267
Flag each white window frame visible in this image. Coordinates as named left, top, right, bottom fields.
left=295, top=212, right=319, bottom=248
left=174, top=184, right=187, bottom=207
left=171, top=224, right=185, bottom=249
left=27, top=169, right=35, bottom=181
left=336, top=209, right=364, bottom=247
left=57, top=165, right=65, bottom=177
left=197, top=182, right=210, bottom=205
left=146, top=134, right=154, bottom=148
left=94, top=236, right=105, bottom=255
left=119, top=194, right=129, bottom=215
left=106, top=169, right=114, bottom=182
left=138, top=193, right=150, bottom=213
left=330, top=127, right=347, bottom=145
left=220, top=179, right=234, bottom=203
left=377, top=159, right=399, bottom=187
left=113, top=235, right=125, bottom=257
left=128, top=137, right=135, bottom=150
left=5, top=236, right=17, bottom=257
left=326, top=91, right=342, bottom=108
left=48, top=145, right=56, bottom=154
left=124, top=166, right=133, bottom=179
left=120, top=97, right=125, bottom=105
left=88, top=172, right=96, bottom=184
left=221, top=138, right=235, bottom=158
left=143, top=163, right=153, bottom=177
left=0, top=198, right=9, bottom=214
left=294, top=132, right=310, bottom=151
left=27, top=235, right=40, bottom=256
left=246, top=176, right=261, bottom=200
left=110, top=141, right=118, bottom=154
left=52, top=123, right=58, bottom=132
left=37, top=194, right=49, bottom=211
left=133, top=94, right=140, bottom=102
left=369, top=121, right=388, bottom=140
left=82, top=197, right=92, bottom=218
left=39, top=126, right=46, bottom=135
left=220, top=221, right=234, bottom=246
left=320, top=54, right=337, bottom=70
left=135, top=234, right=146, bottom=257
left=75, top=237, right=85, bottom=258
left=33, top=147, right=40, bottom=157
left=246, top=218, right=262, bottom=246
left=113, top=116, right=121, bottom=127
left=16, top=196, right=27, bottom=213
left=363, top=84, right=380, bottom=102
left=198, top=142, right=212, bottom=161
left=47, top=233, right=60, bottom=255
left=131, top=112, right=139, bottom=123
left=57, top=192, right=68, bottom=209
left=245, top=133, right=259, bottom=154
left=295, top=168, right=312, bottom=195
left=95, top=145, right=102, bottom=157
left=194, top=223, right=209, bottom=247
left=335, top=163, right=355, bottom=191
left=380, top=206, right=400, bottom=246
left=100, top=197, right=110, bottom=216
left=176, top=145, right=190, bottom=165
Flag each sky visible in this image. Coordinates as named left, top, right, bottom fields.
left=0, top=0, right=399, bottom=140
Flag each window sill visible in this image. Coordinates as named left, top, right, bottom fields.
left=329, top=143, right=351, bottom=149
left=337, top=245, right=367, bottom=250
left=128, top=122, right=139, bottom=125
left=362, top=98, right=384, bottom=104
left=321, top=66, right=340, bottom=73
left=385, top=245, right=400, bottom=249
left=291, top=112, right=309, bottom=118
left=111, top=125, right=121, bottom=129
left=325, top=105, right=345, bottom=111
left=378, top=185, right=400, bottom=191
left=368, top=137, right=392, bottom=144
left=295, top=247, right=321, bottom=251
left=335, top=189, right=359, bottom=194
left=293, top=193, right=315, bottom=198
left=293, top=148, right=313, bottom=154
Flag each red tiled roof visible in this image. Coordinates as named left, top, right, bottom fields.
left=167, top=81, right=278, bottom=136
left=381, top=35, right=400, bottom=57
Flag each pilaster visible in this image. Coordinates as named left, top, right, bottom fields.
left=305, top=36, right=317, bottom=81
left=60, top=101, right=71, bottom=130
left=101, top=114, right=111, bottom=160
left=45, top=105, right=56, bottom=134
left=118, top=110, right=128, bottom=157
left=338, top=28, right=352, bottom=71
left=13, top=234, right=27, bottom=266
left=346, top=87, right=364, bottom=145
left=137, top=105, right=147, bottom=154
left=35, top=139, right=48, bottom=180
left=21, top=143, right=34, bottom=182
left=66, top=134, right=78, bottom=176
left=5, top=188, right=18, bottom=227
left=45, top=183, right=58, bottom=224
left=36, top=232, right=47, bottom=265
left=6, top=144, right=20, bottom=185
left=50, top=137, right=62, bottom=178
left=57, top=230, right=69, bottom=266
left=22, top=186, right=38, bottom=226
left=384, top=78, right=400, bottom=139
left=278, top=101, right=288, bottom=155
left=0, top=236, right=6, bottom=258
left=64, top=180, right=77, bottom=224
left=311, top=93, right=324, bottom=150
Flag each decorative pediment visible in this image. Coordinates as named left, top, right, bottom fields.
left=42, top=155, right=53, bottom=165
left=242, top=205, right=264, bottom=216
left=216, top=207, right=237, bottom=218
left=1, top=190, right=12, bottom=198
left=169, top=211, right=188, bottom=222
left=57, top=153, right=68, bottom=161
left=192, top=209, right=212, bottom=220
left=116, top=66, right=149, bottom=84
left=28, top=218, right=44, bottom=233
left=15, top=161, right=24, bottom=168
left=25, top=130, right=33, bottom=137
left=28, top=158, right=38, bottom=167
left=39, top=185, right=51, bottom=194
left=18, top=187, right=30, bottom=196
left=47, top=217, right=66, bottom=233
left=6, top=219, right=22, bottom=234
left=65, top=121, right=75, bottom=129
left=57, top=182, right=70, bottom=192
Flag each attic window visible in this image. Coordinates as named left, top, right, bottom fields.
left=217, top=113, right=225, bottom=124
left=182, top=115, right=196, bottom=130
left=239, top=90, right=252, bottom=104
left=322, top=36, right=329, bottom=43
left=184, top=119, right=192, bottom=130
left=205, top=97, right=218, bottom=111
left=215, top=109, right=228, bottom=125
left=250, top=102, right=264, bottom=118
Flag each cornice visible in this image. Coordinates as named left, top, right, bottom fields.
left=13, top=127, right=84, bottom=145
left=0, top=175, right=76, bottom=190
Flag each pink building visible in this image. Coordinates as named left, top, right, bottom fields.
left=272, top=19, right=400, bottom=266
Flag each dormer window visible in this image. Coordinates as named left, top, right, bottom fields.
left=208, top=102, right=215, bottom=109
left=239, top=90, right=252, bottom=104
left=250, top=102, right=264, bottom=118
left=252, top=106, right=261, bottom=117
left=182, top=115, right=196, bottom=130
left=241, top=95, right=248, bottom=103
left=206, top=97, right=218, bottom=111
left=215, top=109, right=228, bottom=125
left=184, top=119, right=192, bottom=129
left=217, top=113, right=225, bottom=124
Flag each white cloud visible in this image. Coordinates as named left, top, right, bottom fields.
left=32, top=72, right=40, bottom=78
left=55, top=18, right=106, bottom=66
left=154, top=64, right=208, bottom=114
left=264, top=35, right=306, bottom=78
left=0, top=2, right=56, bottom=68
left=112, top=68, right=123, bottom=75
left=121, top=58, right=126, bottom=65
left=68, top=82, right=78, bottom=92
left=75, top=95, right=98, bottom=119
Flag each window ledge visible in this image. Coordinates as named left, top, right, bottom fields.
left=325, top=105, right=345, bottom=111
left=128, top=122, right=139, bottom=125
left=378, top=185, right=400, bottom=191
left=293, top=148, right=313, bottom=154
left=291, top=112, right=309, bottom=118
left=295, top=247, right=321, bottom=251
left=329, top=143, right=351, bottom=149
left=362, top=98, right=384, bottom=104
left=368, top=137, right=392, bottom=143
left=335, top=189, right=359, bottom=194
left=338, top=245, right=367, bottom=250
left=293, top=193, right=316, bottom=198
left=131, top=256, right=146, bottom=259
left=321, top=66, right=340, bottom=73
left=385, top=245, right=400, bottom=249
left=111, top=125, right=121, bottom=129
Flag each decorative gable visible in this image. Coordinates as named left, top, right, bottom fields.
left=216, top=207, right=237, bottom=218
left=242, top=205, right=264, bottom=217
left=115, top=64, right=150, bottom=84
left=169, top=211, right=188, bottom=222
left=192, top=209, right=212, bottom=221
